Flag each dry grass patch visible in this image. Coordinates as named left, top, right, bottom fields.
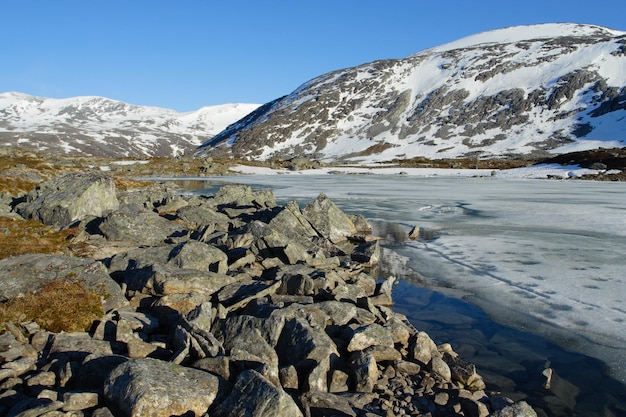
left=0, top=176, right=39, bottom=195
left=0, top=217, right=77, bottom=260
left=0, top=279, right=103, bottom=333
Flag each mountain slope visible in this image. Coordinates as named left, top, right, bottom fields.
left=197, top=23, right=626, bottom=163
left=0, top=92, right=259, bottom=157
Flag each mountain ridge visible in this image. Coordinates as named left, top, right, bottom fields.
left=0, top=92, right=259, bottom=157
left=197, top=23, right=626, bottom=163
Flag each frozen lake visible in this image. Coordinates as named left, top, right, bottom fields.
left=167, top=172, right=626, bottom=414
left=179, top=175, right=626, bottom=379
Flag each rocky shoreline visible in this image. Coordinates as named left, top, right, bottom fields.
left=0, top=171, right=538, bottom=416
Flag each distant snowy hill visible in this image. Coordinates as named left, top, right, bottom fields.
left=197, top=23, right=626, bottom=163
left=0, top=92, right=259, bottom=157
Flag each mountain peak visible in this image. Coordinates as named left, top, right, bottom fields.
left=431, top=23, right=625, bottom=53
left=0, top=92, right=260, bottom=157
left=197, top=23, right=626, bottom=163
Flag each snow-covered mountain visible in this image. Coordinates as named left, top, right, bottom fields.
left=0, top=92, right=259, bottom=157
left=197, top=23, right=626, bottom=163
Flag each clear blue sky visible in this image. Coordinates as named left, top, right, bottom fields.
left=2, top=0, right=625, bottom=112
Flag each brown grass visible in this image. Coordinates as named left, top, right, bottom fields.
left=0, top=177, right=39, bottom=195
left=0, top=279, right=103, bottom=333
left=0, top=217, right=77, bottom=260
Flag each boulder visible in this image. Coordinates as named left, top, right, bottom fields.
left=16, top=172, right=119, bottom=228
left=302, top=193, right=356, bottom=244
left=104, top=358, right=225, bottom=417
left=99, top=204, right=186, bottom=245
left=167, top=241, right=228, bottom=274
left=176, top=204, right=232, bottom=231
left=211, top=369, right=303, bottom=417
left=491, top=401, right=538, bottom=417
left=212, top=184, right=276, bottom=208
left=0, top=253, right=127, bottom=312
left=347, top=323, right=395, bottom=352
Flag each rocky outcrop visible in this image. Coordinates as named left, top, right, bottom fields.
left=0, top=173, right=538, bottom=417
left=15, top=172, right=119, bottom=228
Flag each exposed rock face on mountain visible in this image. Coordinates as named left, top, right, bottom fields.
left=197, top=23, right=626, bottom=163
left=0, top=92, right=259, bottom=157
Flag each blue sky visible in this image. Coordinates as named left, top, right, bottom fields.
left=2, top=1, right=625, bottom=112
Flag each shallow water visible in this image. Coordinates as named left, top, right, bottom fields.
left=172, top=175, right=626, bottom=416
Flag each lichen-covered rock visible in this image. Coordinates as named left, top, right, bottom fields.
left=16, top=172, right=119, bottom=228
left=0, top=253, right=127, bottom=312
left=302, top=193, right=357, bottom=244
left=99, top=204, right=186, bottom=246
left=104, top=358, right=225, bottom=417
left=491, top=401, right=538, bottom=417
left=211, top=369, right=303, bottom=417
left=167, top=241, right=228, bottom=274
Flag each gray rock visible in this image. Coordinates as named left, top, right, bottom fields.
left=228, top=329, right=280, bottom=386
left=491, top=401, right=538, bottom=417
left=48, top=333, right=113, bottom=362
left=7, top=398, right=64, bottom=417
left=0, top=253, right=127, bottom=313
left=301, top=391, right=357, bottom=417
left=2, top=357, right=36, bottom=378
left=167, top=241, right=228, bottom=274
left=25, top=371, right=56, bottom=388
left=99, top=203, right=186, bottom=246
left=75, top=355, right=128, bottom=390
left=329, top=369, right=350, bottom=393
left=211, top=369, right=303, bottom=417
left=429, top=356, right=452, bottom=382
left=193, top=356, right=231, bottom=381
left=411, top=331, right=440, bottom=365
left=347, top=323, right=395, bottom=352
left=91, top=407, right=115, bottom=417
left=274, top=264, right=335, bottom=297
left=213, top=315, right=285, bottom=349
left=62, top=391, right=100, bottom=411
left=16, top=172, right=119, bottom=228
left=104, top=358, right=224, bottom=417
left=350, top=240, right=380, bottom=266
left=149, top=265, right=243, bottom=297
left=352, top=352, right=378, bottom=393
left=302, top=193, right=356, bottom=244
left=279, top=365, right=299, bottom=390
left=277, top=318, right=339, bottom=370
left=271, top=201, right=318, bottom=235
left=176, top=204, right=232, bottom=231
left=117, top=182, right=180, bottom=209
left=212, top=184, right=276, bottom=209
left=443, top=351, right=479, bottom=386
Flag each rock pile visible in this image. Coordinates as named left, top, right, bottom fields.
left=1, top=172, right=537, bottom=417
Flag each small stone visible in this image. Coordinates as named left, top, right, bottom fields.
left=37, top=389, right=59, bottom=401
left=25, top=371, right=57, bottom=387
left=3, top=356, right=36, bottom=377
left=430, top=356, right=451, bottom=382
left=434, top=392, right=449, bottom=406
left=329, top=369, right=350, bottom=393
left=63, top=391, right=100, bottom=411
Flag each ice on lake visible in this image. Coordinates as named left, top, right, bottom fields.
left=177, top=173, right=626, bottom=384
